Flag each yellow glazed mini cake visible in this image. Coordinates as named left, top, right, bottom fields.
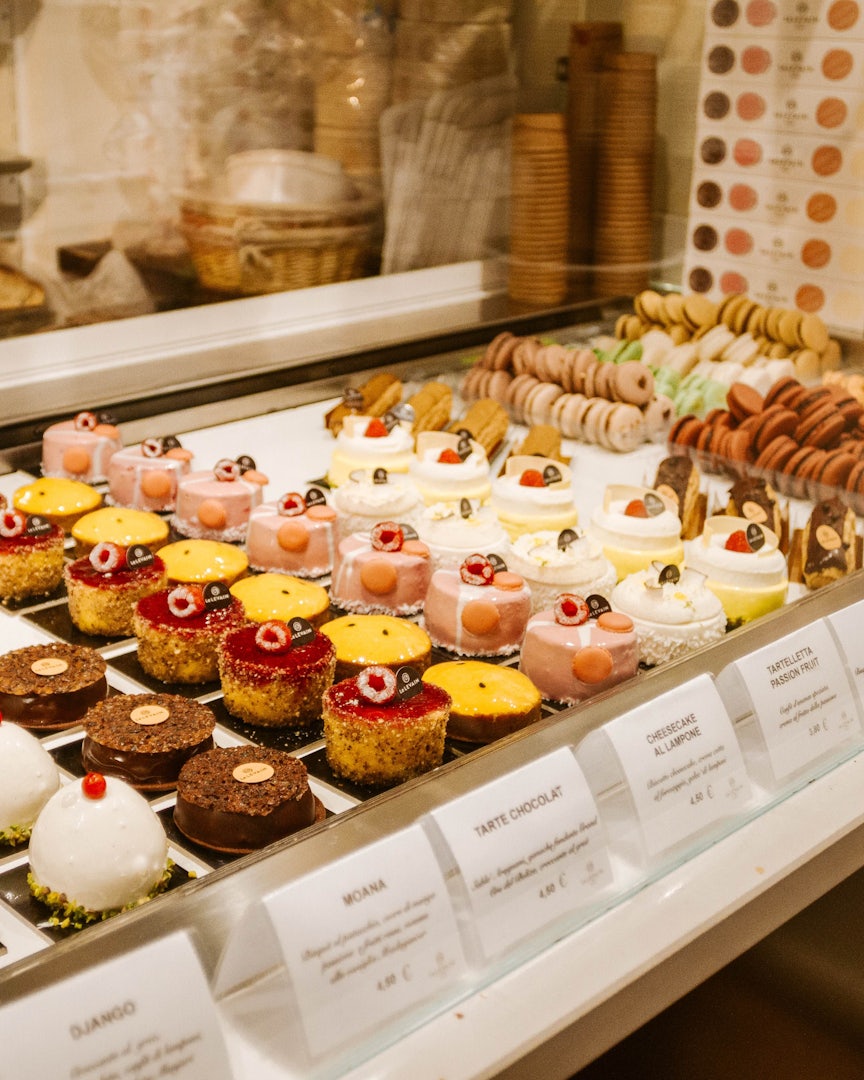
left=491, top=456, right=578, bottom=540
left=230, top=572, right=330, bottom=627
left=327, top=414, right=415, bottom=487
left=71, top=507, right=169, bottom=557
left=588, top=484, right=685, bottom=580
left=13, top=477, right=101, bottom=532
left=422, top=660, right=542, bottom=744
left=321, top=613, right=432, bottom=682
left=158, top=539, right=249, bottom=585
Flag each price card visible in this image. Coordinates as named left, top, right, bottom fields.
left=826, top=600, right=864, bottom=700
left=266, top=824, right=467, bottom=1059
left=0, top=932, right=233, bottom=1079
left=603, top=674, right=750, bottom=857
left=727, top=619, right=860, bottom=783
left=428, top=747, right=611, bottom=959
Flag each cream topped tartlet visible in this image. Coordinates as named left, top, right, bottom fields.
left=327, top=415, right=414, bottom=488
left=330, top=468, right=422, bottom=537
left=507, top=528, right=617, bottom=614
left=588, top=484, right=684, bottom=580
left=409, top=430, right=492, bottom=505
left=491, top=456, right=578, bottom=540
left=417, top=500, right=509, bottom=572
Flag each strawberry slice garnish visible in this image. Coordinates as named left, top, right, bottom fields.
left=725, top=529, right=752, bottom=553
left=277, top=492, right=306, bottom=517
left=554, top=593, right=590, bottom=626
left=74, top=411, right=98, bottom=431
left=437, top=448, right=462, bottom=464
left=365, top=418, right=389, bottom=438
left=167, top=584, right=206, bottom=618
left=89, top=541, right=126, bottom=573
left=0, top=509, right=26, bottom=538
left=624, top=499, right=648, bottom=517
left=371, top=521, right=404, bottom=552
left=460, top=554, right=494, bottom=586
left=255, top=620, right=292, bottom=653
left=519, top=469, right=545, bottom=487
left=357, top=665, right=398, bottom=704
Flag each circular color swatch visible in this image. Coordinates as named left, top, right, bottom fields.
left=827, top=1, right=860, bottom=30
left=696, top=181, right=723, bottom=208
left=704, top=91, right=731, bottom=119
left=689, top=267, right=713, bottom=293
left=816, top=97, right=848, bottom=129
left=701, top=137, right=727, bottom=165
left=712, top=0, right=740, bottom=26
left=737, top=92, right=766, bottom=121
left=734, top=138, right=762, bottom=166
left=795, top=284, right=825, bottom=313
left=812, top=144, right=843, bottom=176
left=741, top=46, right=771, bottom=75
left=746, top=0, right=776, bottom=25
left=729, top=183, right=758, bottom=211
left=708, top=45, right=736, bottom=74
left=725, top=228, right=754, bottom=256
left=693, top=224, right=719, bottom=251
left=807, top=192, right=837, bottom=223
left=801, top=238, right=832, bottom=269
left=720, top=271, right=749, bottom=294
left=822, top=49, right=854, bottom=81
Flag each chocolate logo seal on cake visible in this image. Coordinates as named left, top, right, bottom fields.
left=644, top=492, right=666, bottom=517
left=746, top=522, right=766, bottom=551
left=372, top=468, right=389, bottom=485
left=396, top=665, right=423, bottom=700
left=127, top=544, right=155, bottom=570
left=586, top=594, right=613, bottom=619
left=130, top=704, right=170, bottom=726
left=287, top=616, right=316, bottom=648
left=232, top=762, right=275, bottom=784
left=31, top=657, right=69, bottom=677
left=487, top=553, right=508, bottom=574
left=543, top=464, right=563, bottom=485
left=342, top=387, right=363, bottom=410
left=305, top=487, right=327, bottom=508
left=24, top=514, right=53, bottom=537
left=203, top=581, right=233, bottom=610
left=557, top=528, right=580, bottom=550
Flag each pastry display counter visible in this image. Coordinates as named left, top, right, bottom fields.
left=0, top=273, right=863, bottom=1079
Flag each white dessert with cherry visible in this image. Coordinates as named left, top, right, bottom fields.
left=588, top=485, right=684, bottom=580
left=491, top=456, right=578, bottom=540
left=327, top=415, right=414, bottom=487
left=0, top=715, right=61, bottom=845
left=409, top=431, right=492, bottom=505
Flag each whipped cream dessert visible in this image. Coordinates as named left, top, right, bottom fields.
left=417, top=500, right=509, bottom=571
left=491, top=455, right=578, bottom=540
left=685, top=515, right=788, bottom=625
left=0, top=718, right=61, bottom=845
left=327, top=415, right=414, bottom=487
left=611, top=563, right=726, bottom=666
left=507, top=529, right=617, bottom=614
left=409, top=431, right=492, bottom=505
left=331, top=468, right=422, bottom=537
left=588, top=484, right=684, bottom=580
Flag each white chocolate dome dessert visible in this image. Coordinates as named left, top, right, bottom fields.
left=611, top=562, right=727, bottom=666
left=507, top=528, right=617, bottom=614
left=28, top=773, right=171, bottom=926
left=0, top=717, right=61, bottom=846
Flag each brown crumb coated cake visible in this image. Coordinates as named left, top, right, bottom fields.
left=174, top=746, right=323, bottom=853
left=653, top=456, right=704, bottom=540
left=133, top=586, right=247, bottom=684
left=218, top=620, right=336, bottom=728
left=0, top=643, right=108, bottom=729
left=802, top=497, right=858, bottom=589
left=320, top=614, right=432, bottom=682
left=322, top=667, right=450, bottom=787
left=0, top=513, right=65, bottom=603
left=65, top=548, right=168, bottom=637
left=81, top=694, right=216, bottom=790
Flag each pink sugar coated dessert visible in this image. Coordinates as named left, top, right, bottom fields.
left=329, top=521, right=432, bottom=615
left=108, top=435, right=193, bottom=512
left=172, top=456, right=267, bottom=541
left=519, top=593, right=640, bottom=704
left=423, top=554, right=532, bottom=656
left=246, top=488, right=339, bottom=578
left=41, top=410, right=123, bottom=483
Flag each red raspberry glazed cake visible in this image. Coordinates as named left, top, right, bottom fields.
left=81, top=693, right=215, bottom=790
left=133, top=581, right=247, bottom=684
left=174, top=746, right=324, bottom=854
left=0, top=643, right=108, bottom=729
left=172, top=457, right=268, bottom=541
left=65, top=542, right=168, bottom=637
left=322, top=665, right=450, bottom=786
left=41, top=410, right=123, bottom=483
left=423, top=554, right=532, bottom=656
left=0, top=507, right=65, bottom=603
left=330, top=520, right=432, bottom=615
left=246, top=488, right=339, bottom=577
left=218, top=618, right=336, bottom=728
left=519, top=593, right=640, bottom=705
left=107, top=435, right=194, bottom=512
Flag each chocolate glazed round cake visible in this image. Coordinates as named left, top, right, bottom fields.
left=0, top=643, right=108, bottom=729
left=81, top=694, right=216, bottom=790
left=173, top=746, right=324, bottom=854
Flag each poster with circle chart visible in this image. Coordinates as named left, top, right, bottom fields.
left=684, top=0, right=864, bottom=335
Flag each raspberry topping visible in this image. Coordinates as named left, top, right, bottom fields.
left=74, top=411, right=98, bottom=431
left=519, top=469, right=545, bottom=487
left=141, top=437, right=163, bottom=458
left=459, top=554, right=495, bottom=586
left=0, top=509, right=27, bottom=538
left=725, top=529, right=752, bottom=553
left=214, top=458, right=241, bottom=482
left=364, top=418, right=389, bottom=438
left=371, top=521, right=404, bottom=552
left=554, top=593, right=590, bottom=626
left=167, top=584, right=206, bottom=618
left=255, top=620, right=292, bottom=653
left=357, top=665, right=398, bottom=704
left=624, top=499, right=649, bottom=517
left=82, top=772, right=107, bottom=799
left=277, top=492, right=306, bottom=517
left=89, top=541, right=126, bottom=573
left=437, top=448, right=462, bottom=464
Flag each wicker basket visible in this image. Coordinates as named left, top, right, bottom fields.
left=179, top=188, right=382, bottom=295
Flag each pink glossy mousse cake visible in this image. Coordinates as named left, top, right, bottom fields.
left=108, top=435, right=193, bottom=512
left=41, top=410, right=123, bottom=483
left=246, top=488, right=339, bottom=577
left=519, top=593, right=640, bottom=704
left=172, top=457, right=268, bottom=542
left=329, top=521, right=432, bottom=615
left=423, top=554, right=532, bottom=656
